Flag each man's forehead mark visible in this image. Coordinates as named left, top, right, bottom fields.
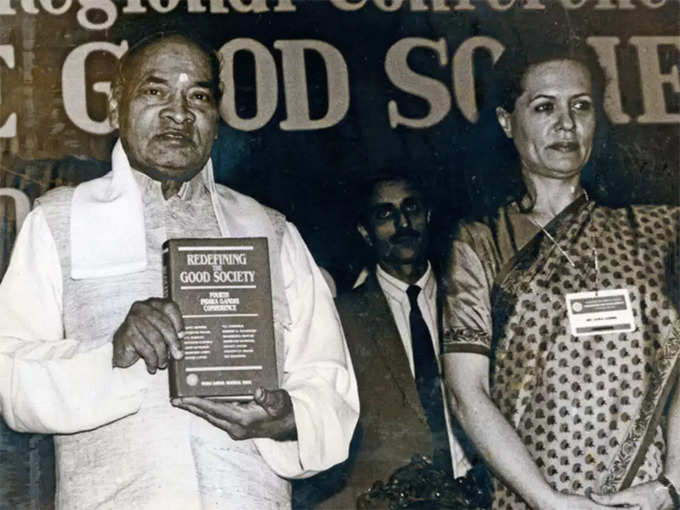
left=174, top=73, right=213, bottom=90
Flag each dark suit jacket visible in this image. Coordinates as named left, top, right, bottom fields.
left=294, top=273, right=436, bottom=509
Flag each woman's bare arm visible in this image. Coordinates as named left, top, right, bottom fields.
left=443, top=352, right=613, bottom=510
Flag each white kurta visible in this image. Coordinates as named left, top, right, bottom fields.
left=0, top=165, right=359, bottom=509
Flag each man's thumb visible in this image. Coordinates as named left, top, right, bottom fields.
left=254, top=388, right=285, bottom=416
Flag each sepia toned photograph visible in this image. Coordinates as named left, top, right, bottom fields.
left=0, top=1, right=678, bottom=508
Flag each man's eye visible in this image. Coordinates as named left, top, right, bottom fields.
left=192, top=92, right=211, bottom=102
left=141, top=87, right=166, bottom=99
left=374, top=207, right=395, bottom=220
left=402, top=199, right=422, bottom=213
left=534, top=102, right=553, bottom=113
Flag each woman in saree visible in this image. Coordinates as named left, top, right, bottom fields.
left=440, top=39, right=680, bottom=510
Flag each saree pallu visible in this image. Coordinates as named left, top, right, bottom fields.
left=442, top=196, right=680, bottom=510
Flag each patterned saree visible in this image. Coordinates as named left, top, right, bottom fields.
left=441, top=195, right=680, bottom=509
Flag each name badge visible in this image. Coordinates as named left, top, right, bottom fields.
left=565, top=289, right=636, bottom=337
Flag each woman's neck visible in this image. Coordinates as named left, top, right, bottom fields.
left=522, top=170, right=583, bottom=226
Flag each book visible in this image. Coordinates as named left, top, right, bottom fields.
left=163, top=237, right=278, bottom=400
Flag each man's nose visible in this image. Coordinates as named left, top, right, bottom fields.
left=162, top=93, right=195, bottom=124
left=395, top=209, right=410, bottom=228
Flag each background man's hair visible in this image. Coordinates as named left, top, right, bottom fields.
left=356, top=171, right=429, bottom=227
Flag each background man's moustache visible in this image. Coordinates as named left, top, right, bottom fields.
left=391, top=229, right=419, bottom=241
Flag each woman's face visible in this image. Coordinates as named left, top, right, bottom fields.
left=497, top=59, right=596, bottom=181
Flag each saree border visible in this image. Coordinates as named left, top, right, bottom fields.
left=493, top=194, right=592, bottom=293
left=600, top=319, right=680, bottom=493
left=441, top=328, right=491, bottom=357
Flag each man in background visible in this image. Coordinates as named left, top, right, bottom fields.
left=297, top=174, right=471, bottom=508
left=0, top=32, right=358, bottom=509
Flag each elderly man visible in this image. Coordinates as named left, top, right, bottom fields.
left=297, top=175, right=472, bottom=508
left=0, top=33, right=358, bottom=509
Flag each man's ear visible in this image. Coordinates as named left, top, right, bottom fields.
left=357, top=223, right=373, bottom=247
left=108, top=90, right=120, bottom=130
left=496, top=106, right=513, bottom=139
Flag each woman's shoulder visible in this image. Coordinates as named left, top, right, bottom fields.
left=595, top=203, right=678, bottom=233
left=628, top=203, right=679, bottom=219
left=442, top=205, right=519, bottom=280
left=590, top=204, right=678, bottom=258
left=454, top=217, right=492, bottom=243
left=453, top=203, right=515, bottom=248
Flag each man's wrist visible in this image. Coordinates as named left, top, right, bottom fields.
left=270, top=418, right=298, bottom=441
left=269, top=396, right=297, bottom=441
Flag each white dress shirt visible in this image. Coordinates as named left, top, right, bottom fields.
left=375, top=262, right=471, bottom=478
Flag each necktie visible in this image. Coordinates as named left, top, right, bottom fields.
left=407, top=285, right=452, bottom=474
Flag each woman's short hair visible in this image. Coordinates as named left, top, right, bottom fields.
left=493, top=37, right=606, bottom=115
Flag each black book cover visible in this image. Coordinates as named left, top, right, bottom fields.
left=163, top=237, right=278, bottom=400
